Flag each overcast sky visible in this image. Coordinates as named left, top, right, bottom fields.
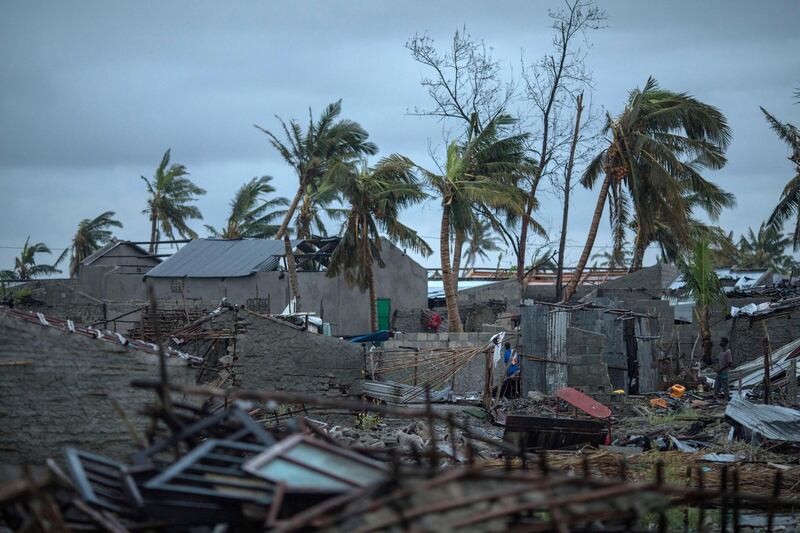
left=1, top=1, right=799, bottom=274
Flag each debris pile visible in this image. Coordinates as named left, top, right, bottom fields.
left=4, top=376, right=800, bottom=532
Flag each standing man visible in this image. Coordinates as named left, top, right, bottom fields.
left=501, top=341, right=521, bottom=398
left=714, top=337, right=732, bottom=398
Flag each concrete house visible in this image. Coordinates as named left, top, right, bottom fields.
left=78, top=239, right=161, bottom=301
left=143, top=237, right=427, bottom=335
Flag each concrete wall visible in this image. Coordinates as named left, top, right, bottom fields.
left=0, top=312, right=197, bottom=464
left=85, top=242, right=160, bottom=275
left=143, top=241, right=427, bottom=336
left=382, top=331, right=504, bottom=394
left=233, top=313, right=364, bottom=395
left=79, top=265, right=149, bottom=301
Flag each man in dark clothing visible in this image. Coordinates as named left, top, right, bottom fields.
left=714, top=337, right=732, bottom=397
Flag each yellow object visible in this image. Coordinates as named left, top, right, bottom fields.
left=649, top=398, right=668, bottom=409
left=612, top=389, right=625, bottom=395
left=668, top=384, right=686, bottom=399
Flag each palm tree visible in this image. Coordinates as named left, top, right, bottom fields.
left=737, top=222, right=797, bottom=274
left=65, top=211, right=123, bottom=277
left=255, top=100, right=378, bottom=240
left=563, top=77, right=732, bottom=301
left=205, top=176, right=288, bottom=239
left=762, top=106, right=800, bottom=248
left=591, top=245, right=630, bottom=270
left=294, top=179, right=343, bottom=239
left=462, top=219, right=502, bottom=268
left=327, top=155, right=432, bottom=331
left=1, top=237, right=61, bottom=281
left=680, top=237, right=727, bottom=365
left=141, top=149, right=206, bottom=253
left=418, top=115, right=529, bottom=332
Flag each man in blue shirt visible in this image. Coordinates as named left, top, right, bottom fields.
left=501, top=342, right=521, bottom=398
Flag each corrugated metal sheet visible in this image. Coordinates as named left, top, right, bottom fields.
left=601, top=312, right=628, bottom=391
left=546, top=310, right=569, bottom=394
left=725, top=396, right=800, bottom=443
left=635, top=316, right=659, bottom=393
left=144, top=239, right=289, bottom=278
left=730, top=337, right=800, bottom=391
left=521, top=305, right=548, bottom=394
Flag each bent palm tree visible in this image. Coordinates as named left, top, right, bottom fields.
left=680, top=237, right=727, bottom=365
left=66, top=211, right=123, bottom=277
left=255, top=100, right=377, bottom=240
left=419, top=115, right=529, bottom=332
left=563, top=77, right=732, bottom=301
left=141, top=149, right=205, bottom=253
left=1, top=237, right=61, bottom=281
left=762, top=107, right=800, bottom=248
left=205, top=176, right=288, bottom=239
left=327, top=155, right=432, bottom=331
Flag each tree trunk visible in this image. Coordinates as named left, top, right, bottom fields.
left=698, top=306, right=712, bottom=366
left=555, top=92, right=584, bottom=301
left=276, top=185, right=304, bottom=240
left=629, top=224, right=646, bottom=272
left=562, top=172, right=612, bottom=303
left=363, top=218, right=377, bottom=332
left=451, top=229, right=464, bottom=294
left=149, top=214, right=158, bottom=254
left=516, top=204, right=531, bottom=285
left=440, top=203, right=463, bottom=332
left=283, top=234, right=300, bottom=312
left=296, top=194, right=313, bottom=239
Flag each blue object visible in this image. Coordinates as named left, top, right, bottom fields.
left=504, top=348, right=520, bottom=376
left=346, top=330, right=392, bottom=344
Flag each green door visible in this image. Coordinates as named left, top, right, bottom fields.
left=376, top=298, right=391, bottom=331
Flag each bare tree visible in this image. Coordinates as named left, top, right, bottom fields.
left=515, top=0, right=605, bottom=287
left=406, top=28, right=515, bottom=136
left=555, top=91, right=584, bottom=300
left=406, top=28, right=518, bottom=294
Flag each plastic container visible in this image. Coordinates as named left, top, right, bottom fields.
left=668, top=384, right=686, bottom=398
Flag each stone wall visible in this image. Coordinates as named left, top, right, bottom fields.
left=0, top=312, right=197, bottom=464
left=233, top=314, right=364, bottom=396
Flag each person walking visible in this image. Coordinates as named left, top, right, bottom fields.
left=714, top=337, right=732, bottom=398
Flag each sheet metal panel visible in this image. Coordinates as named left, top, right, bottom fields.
left=546, top=309, right=569, bottom=394
left=601, top=313, right=628, bottom=392
left=520, top=305, right=548, bottom=394
left=635, top=316, right=660, bottom=393
left=145, top=238, right=290, bottom=278
left=726, top=397, right=800, bottom=443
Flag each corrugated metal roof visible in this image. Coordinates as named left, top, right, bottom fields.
left=144, top=239, right=289, bottom=278
left=82, top=240, right=157, bottom=266
left=725, top=396, right=800, bottom=443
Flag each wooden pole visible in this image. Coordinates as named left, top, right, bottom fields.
left=788, top=358, right=797, bottom=405
left=483, top=348, right=493, bottom=410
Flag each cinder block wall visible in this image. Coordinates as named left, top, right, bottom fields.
left=234, top=314, right=364, bottom=396
left=382, top=332, right=506, bottom=394
left=565, top=326, right=612, bottom=393
left=0, top=314, right=196, bottom=464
